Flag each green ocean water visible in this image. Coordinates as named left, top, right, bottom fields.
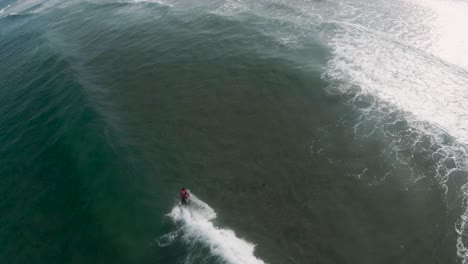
left=1, top=0, right=468, bottom=263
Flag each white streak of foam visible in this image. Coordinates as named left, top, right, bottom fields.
left=1, top=0, right=65, bottom=16
left=114, top=0, right=174, bottom=10
left=0, top=5, right=11, bottom=14
left=167, top=194, right=266, bottom=264
left=123, top=0, right=171, bottom=4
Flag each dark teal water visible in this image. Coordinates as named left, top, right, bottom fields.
left=1, top=0, right=468, bottom=264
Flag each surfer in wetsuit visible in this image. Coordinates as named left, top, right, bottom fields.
left=180, top=188, right=190, bottom=205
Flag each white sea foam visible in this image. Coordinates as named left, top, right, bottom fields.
left=0, top=5, right=11, bottom=14
left=122, top=0, right=172, bottom=6
left=321, top=0, right=468, bottom=182
left=162, top=194, right=266, bottom=264
left=323, top=0, right=468, bottom=261
left=411, top=0, right=468, bottom=70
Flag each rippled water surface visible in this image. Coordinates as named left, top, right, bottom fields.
left=1, top=0, right=468, bottom=263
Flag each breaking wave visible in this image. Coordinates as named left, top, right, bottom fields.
left=323, top=0, right=468, bottom=261
left=158, top=194, right=266, bottom=264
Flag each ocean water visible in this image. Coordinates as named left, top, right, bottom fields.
left=1, top=0, right=468, bottom=263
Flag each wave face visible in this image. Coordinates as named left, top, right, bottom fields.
left=159, top=194, right=266, bottom=264
left=1, top=0, right=468, bottom=263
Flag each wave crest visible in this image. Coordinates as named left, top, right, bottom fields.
left=159, top=193, right=267, bottom=264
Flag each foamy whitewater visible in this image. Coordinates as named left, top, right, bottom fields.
left=324, top=0, right=468, bottom=261
left=158, top=194, right=266, bottom=264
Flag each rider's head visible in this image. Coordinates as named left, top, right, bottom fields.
left=181, top=188, right=185, bottom=191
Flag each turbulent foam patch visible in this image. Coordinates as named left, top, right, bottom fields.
left=327, top=24, right=468, bottom=144
left=160, top=194, right=266, bottom=264
left=323, top=0, right=468, bottom=261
